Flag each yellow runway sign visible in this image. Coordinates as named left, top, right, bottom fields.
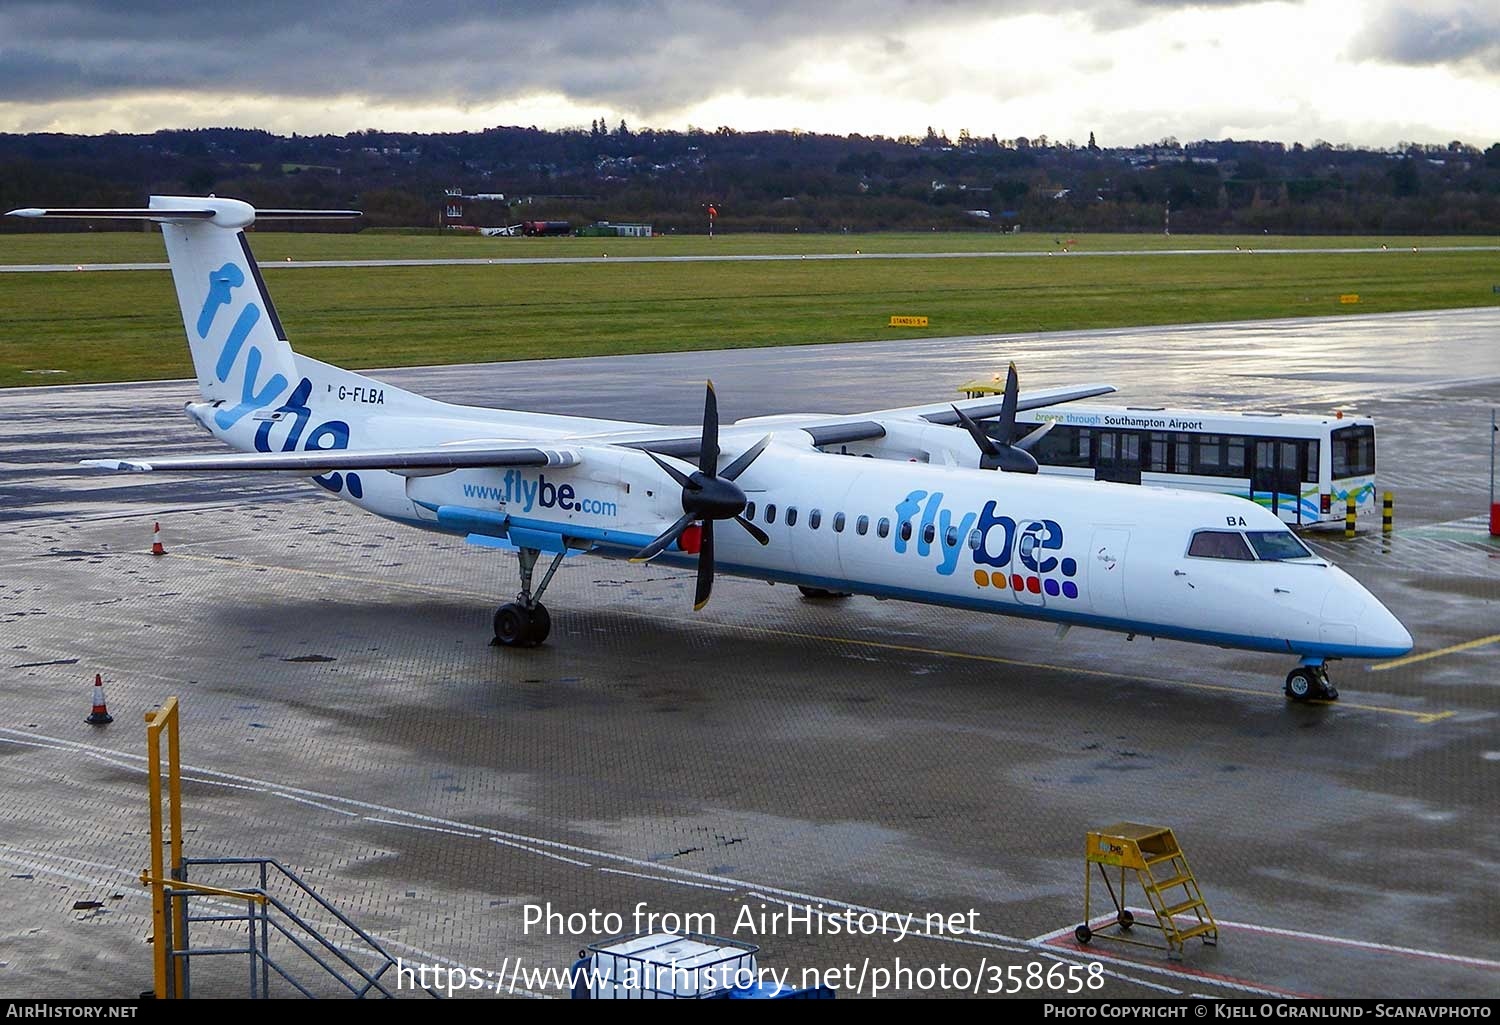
left=889, top=315, right=929, bottom=327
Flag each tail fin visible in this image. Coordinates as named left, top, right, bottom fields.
left=6, top=197, right=357, bottom=429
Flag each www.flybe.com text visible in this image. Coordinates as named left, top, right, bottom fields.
left=462, top=471, right=617, bottom=517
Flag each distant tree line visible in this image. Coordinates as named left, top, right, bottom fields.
left=2, top=125, right=1498, bottom=235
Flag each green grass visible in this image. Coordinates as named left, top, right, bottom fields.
left=2, top=229, right=1498, bottom=265
left=3, top=245, right=1498, bottom=388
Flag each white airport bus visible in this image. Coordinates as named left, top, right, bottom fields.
left=960, top=381, right=1376, bottom=527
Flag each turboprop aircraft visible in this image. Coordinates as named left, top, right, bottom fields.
left=8, top=196, right=1413, bottom=702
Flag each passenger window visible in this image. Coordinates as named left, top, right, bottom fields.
left=856, top=515, right=870, bottom=536
left=945, top=526, right=959, bottom=547
left=786, top=507, right=799, bottom=527
left=968, top=529, right=982, bottom=549
left=1186, top=530, right=1254, bottom=561
left=765, top=504, right=777, bottom=524
left=877, top=517, right=891, bottom=538
left=809, top=509, right=821, bottom=530
left=745, top=501, right=756, bottom=521
left=899, top=521, right=913, bottom=542
left=1246, top=530, right=1314, bottom=561
left=922, top=523, right=936, bottom=544
left=833, top=512, right=846, bottom=533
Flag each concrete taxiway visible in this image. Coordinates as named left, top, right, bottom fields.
left=1, top=309, right=1497, bottom=998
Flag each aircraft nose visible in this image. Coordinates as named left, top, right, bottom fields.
left=1358, top=597, right=1414, bottom=657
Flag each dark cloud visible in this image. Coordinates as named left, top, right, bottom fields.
left=0, top=0, right=1282, bottom=117
left=1352, top=2, right=1500, bottom=72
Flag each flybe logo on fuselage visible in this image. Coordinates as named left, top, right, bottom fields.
left=893, top=490, right=1080, bottom=599
left=200, top=261, right=361, bottom=497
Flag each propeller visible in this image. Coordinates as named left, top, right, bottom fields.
left=632, top=382, right=771, bottom=610
left=951, top=362, right=1055, bottom=473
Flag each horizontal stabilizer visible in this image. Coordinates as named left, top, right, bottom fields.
left=81, top=445, right=578, bottom=474
left=7, top=207, right=217, bottom=221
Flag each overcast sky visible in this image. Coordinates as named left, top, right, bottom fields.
left=1, top=0, right=1496, bottom=146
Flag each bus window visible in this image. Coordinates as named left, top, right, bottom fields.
left=1173, top=433, right=1192, bottom=474
left=1148, top=432, right=1169, bottom=472
left=1304, top=441, right=1319, bottom=483
left=1226, top=436, right=1247, bottom=473
left=1030, top=423, right=1090, bottom=468
left=1246, top=530, right=1315, bottom=561
left=1332, top=425, right=1375, bottom=477
left=1187, top=530, right=1255, bottom=561
left=1196, top=434, right=1223, bottom=475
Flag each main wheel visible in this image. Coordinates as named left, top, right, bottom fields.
left=493, top=603, right=528, bottom=646
left=1285, top=667, right=1319, bottom=702
left=523, top=603, right=552, bottom=647
left=798, top=586, right=851, bottom=599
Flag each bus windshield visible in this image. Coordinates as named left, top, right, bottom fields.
left=1331, top=424, right=1375, bottom=478
left=1245, top=530, right=1315, bottom=561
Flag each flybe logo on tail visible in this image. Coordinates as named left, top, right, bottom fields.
left=198, top=262, right=289, bottom=429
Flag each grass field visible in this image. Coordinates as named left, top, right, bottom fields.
left=2, top=237, right=1499, bottom=388
left=2, top=229, right=1499, bottom=265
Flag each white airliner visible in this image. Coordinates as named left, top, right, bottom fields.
left=8, top=196, right=1413, bottom=702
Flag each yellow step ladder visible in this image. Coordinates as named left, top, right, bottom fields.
left=1075, top=822, right=1218, bottom=960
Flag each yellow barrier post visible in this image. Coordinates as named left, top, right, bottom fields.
left=1345, top=493, right=1357, bottom=539
left=144, top=698, right=181, bottom=998
left=1382, top=491, right=1393, bottom=534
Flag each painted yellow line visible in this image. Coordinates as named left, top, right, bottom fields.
left=160, top=552, right=1454, bottom=725
left=1371, top=633, right=1500, bottom=672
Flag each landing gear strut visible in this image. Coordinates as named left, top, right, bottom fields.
left=492, top=547, right=564, bottom=648
left=1285, top=661, right=1338, bottom=702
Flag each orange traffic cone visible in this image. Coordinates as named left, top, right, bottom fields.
left=151, top=522, right=165, bottom=556
left=86, top=674, right=113, bottom=725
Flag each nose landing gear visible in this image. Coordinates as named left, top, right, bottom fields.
left=493, top=547, right=564, bottom=648
left=1285, top=661, right=1338, bottom=702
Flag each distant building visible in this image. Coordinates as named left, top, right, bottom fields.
left=575, top=221, right=652, bottom=238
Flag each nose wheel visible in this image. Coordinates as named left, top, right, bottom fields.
left=1285, top=664, right=1338, bottom=702
left=492, top=546, right=564, bottom=648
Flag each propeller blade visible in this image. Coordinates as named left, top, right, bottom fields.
left=693, top=520, right=715, bottom=610
left=734, top=514, right=770, bottom=545
left=949, top=404, right=1005, bottom=458
left=699, top=380, right=720, bottom=475
left=720, top=434, right=772, bottom=481
left=630, top=511, right=697, bottom=562
left=999, top=362, right=1020, bottom=442
left=1015, top=419, right=1056, bottom=452
left=647, top=452, right=697, bottom=492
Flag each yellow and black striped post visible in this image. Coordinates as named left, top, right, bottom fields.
left=1345, top=493, right=1357, bottom=539
left=1382, top=491, right=1393, bottom=534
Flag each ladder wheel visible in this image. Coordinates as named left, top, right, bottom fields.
left=1074, top=924, right=1093, bottom=945
left=1116, top=910, right=1135, bottom=930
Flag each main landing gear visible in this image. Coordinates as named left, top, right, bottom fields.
left=493, top=547, right=565, bottom=648
left=1285, top=660, right=1339, bottom=702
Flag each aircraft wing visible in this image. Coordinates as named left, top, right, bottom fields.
left=82, top=444, right=579, bottom=474
left=596, top=383, right=1116, bottom=453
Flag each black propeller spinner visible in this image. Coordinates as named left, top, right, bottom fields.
left=950, top=362, right=1055, bottom=473
left=632, top=382, right=771, bottom=610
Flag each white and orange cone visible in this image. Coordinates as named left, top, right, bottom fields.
left=150, top=522, right=165, bottom=556
left=86, top=674, right=113, bottom=725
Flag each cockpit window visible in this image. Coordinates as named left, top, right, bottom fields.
left=1187, top=530, right=1255, bottom=561
left=1246, top=530, right=1314, bottom=561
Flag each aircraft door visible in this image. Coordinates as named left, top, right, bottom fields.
left=1087, top=528, right=1130, bottom=619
